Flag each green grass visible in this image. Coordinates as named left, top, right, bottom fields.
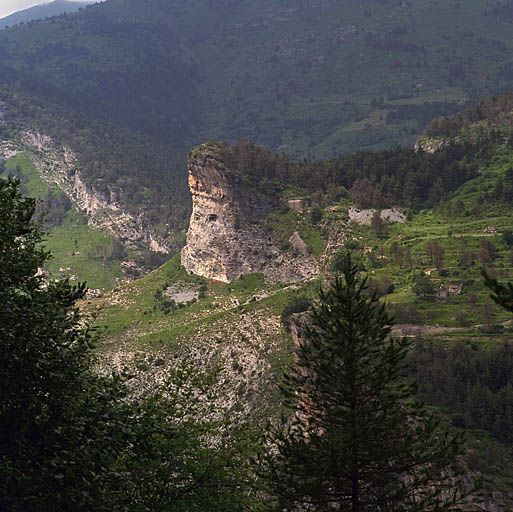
left=322, top=146, right=513, bottom=329
left=88, top=250, right=318, bottom=361
left=3, top=153, right=57, bottom=197
left=2, top=153, right=125, bottom=290
left=263, top=209, right=328, bottom=257
left=44, top=209, right=125, bottom=290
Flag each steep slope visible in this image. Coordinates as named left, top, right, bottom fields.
left=0, top=109, right=172, bottom=289
left=1, top=0, right=513, bottom=245
left=88, top=98, right=513, bottom=507
left=92, top=178, right=513, bottom=507
left=0, top=151, right=126, bottom=290
left=3, top=0, right=513, bottom=157
left=181, top=142, right=320, bottom=282
left=0, top=88, right=189, bottom=250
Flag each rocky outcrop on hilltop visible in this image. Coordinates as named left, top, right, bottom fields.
left=181, top=142, right=320, bottom=283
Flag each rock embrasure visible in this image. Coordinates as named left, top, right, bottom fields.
left=181, top=142, right=319, bottom=283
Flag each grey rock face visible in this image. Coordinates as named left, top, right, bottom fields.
left=1, top=125, right=169, bottom=253
left=181, top=142, right=319, bottom=283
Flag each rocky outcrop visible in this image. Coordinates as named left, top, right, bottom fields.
left=3, top=127, right=169, bottom=253
left=348, top=207, right=406, bottom=226
left=69, top=170, right=168, bottom=253
left=181, top=142, right=320, bottom=283
left=287, top=198, right=311, bottom=212
left=415, top=136, right=449, bottom=154
left=289, top=231, right=309, bottom=256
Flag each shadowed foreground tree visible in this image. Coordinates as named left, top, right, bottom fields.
left=0, top=178, right=263, bottom=511
left=262, top=253, right=472, bottom=511
left=484, top=270, right=513, bottom=313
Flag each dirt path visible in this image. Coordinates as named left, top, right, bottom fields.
left=392, top=324, right=465, bottom=336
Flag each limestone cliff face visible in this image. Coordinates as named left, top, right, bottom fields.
left=181, top=142, right=319, bottom=283
left=1, top=125, right=169, bottom=253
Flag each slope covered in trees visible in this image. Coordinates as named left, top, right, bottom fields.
left=425, top=92, right=513, bottom=139
left=1, top=0, right=513, bottom=244
left=2, top=179, right=487, bottom=509
left=0, top=177, right=263, bottom=511
left=1, top=0, right=513, bottom=157
left=214, top=134, right=487, bottom=211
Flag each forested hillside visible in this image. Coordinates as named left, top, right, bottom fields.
left=2, top=0, right=513, bottom=156
left=1, top=0, right=513, bottom=243
left=212, top=91, right=513, bottom=211
left=3, top=2, right=513, bottom=507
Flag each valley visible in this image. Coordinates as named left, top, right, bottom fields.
left=2, top=0, right=513, bottom=508
left=79, top=121, right=513, bottom=506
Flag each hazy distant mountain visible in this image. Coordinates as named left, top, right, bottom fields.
left=2, top=0, right=513, bottom=159
left=0, top=1, right=93, bottom=30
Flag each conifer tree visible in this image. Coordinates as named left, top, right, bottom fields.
left=484, top=270, right=513, bottom=313
left=263, top=253, right=469, bottom=511
left=0, top=178, right=264, bottom=511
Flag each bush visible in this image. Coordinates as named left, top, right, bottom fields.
left=280, top=296, right=311, bottom=329
left=309, top=205, right=323, bottom=224
left=502, top=229, right=513, bottom=247
left=367, top=276, right=394, bottom=297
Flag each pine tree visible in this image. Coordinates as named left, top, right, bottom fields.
left=0, top=178, right=264, bottom=511
left=263, top=253, right=470, bottom=511
left=484, top=270, right=513, bottom=313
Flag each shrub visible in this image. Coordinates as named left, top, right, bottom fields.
left=280, top=296, right=311, bottom=329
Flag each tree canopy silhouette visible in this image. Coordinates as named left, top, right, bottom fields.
left=263, top=253, right=471, bottom=511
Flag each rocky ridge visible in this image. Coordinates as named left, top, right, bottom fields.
left=0, top=117, right=169, bottom=253
left=181, top=142, right=320, bottom=283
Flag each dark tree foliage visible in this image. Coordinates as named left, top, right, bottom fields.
left=0, top=177, right=128, bottom=509
left=502, top=229, right=513, bottom=247
left=407, top=339, right=513, bottom=444
left=478, top=239, right=497, bottom=265
left=262, top=253, right=469, bottom=511
left=483, top=270, right=513, bottom=315
left=408, top=272, right=513, bottom=446
left=425, top=92, right=513, bottom=138
left=280, top=296, right=311, bottom=329
left=413, top=272, right=436, bottom=300
left=407, top=271, right=513, bottom=444
left=227, top=138, right=480, bottom=209
left=0, top=83, right=190, bottom=233
left=0, top=178, right=263, bottom=511
left=425, top=240, right=444, bottom=269
left=34, top=188, right=72, bottom=227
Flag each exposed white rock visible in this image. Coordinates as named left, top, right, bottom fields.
left=287, top=198, right=311, bottom=212
left=181, top=142, right=320, bottom=283
left=164, top=283, right=198, bottom=304
left=3, top=126, right=170, bottom=253
left=0, top=140, right=20, bottom=160
left=348, top=207, right=405, bottom=226
left=289, top=231, right=310, bottom=256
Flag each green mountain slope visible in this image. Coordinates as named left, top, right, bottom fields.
left=3, top=0, right=513, bottom=157
left=1, top=0, right=513, bottom=244
left=89, top=170, right=513, bottom=504
left=0, top=152, right=126, bottom=290
left=86, top=100, right=513, bottom=504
